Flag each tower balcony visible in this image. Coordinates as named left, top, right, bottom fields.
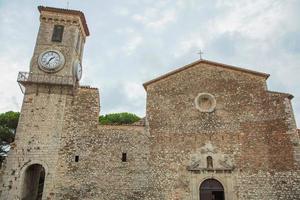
left=17, top=71, right=75, bottom=86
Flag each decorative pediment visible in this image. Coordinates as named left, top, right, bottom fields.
left=187, top=158, right=234, bottom=172
left=187, top=142, right=235, bottom=173
left=200, top=142, right=218, bottom=154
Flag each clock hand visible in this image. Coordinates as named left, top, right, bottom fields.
left=46, top=57, right=55, bottom=65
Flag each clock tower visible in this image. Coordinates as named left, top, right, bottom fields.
left=1, top=6, right=89, bottom=200
left=23, top=6, right=89, bottom=85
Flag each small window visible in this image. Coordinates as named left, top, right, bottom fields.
left=75, top=155, right=79, bottom=162
left=207, top=156, right=213, bottom=169
left=195, top=93, right=216, bottom=113
left=122, top=153, right=127, bottom=162
left=52, top=25, right=64, bottom=42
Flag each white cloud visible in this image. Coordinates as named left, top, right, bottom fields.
left=122, top=35, right=143, bottom=55
left=113, top=7, right=130, bottom=16
left=147, top=10, right=176, bottom=29
left=214, top=0, right=292, bottom=40
left=173, top=34, right=205, bottom=58
left=0, top=55, right=24, bottom=112
left=132, top=8, right=177, bottom=30
left=123, top=81, right=145, bottom=101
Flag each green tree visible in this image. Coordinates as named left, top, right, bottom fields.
left=99, top=112, right=140, bottom=125
left=0, top=111, right=20, bottom=162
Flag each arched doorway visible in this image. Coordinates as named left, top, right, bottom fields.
left=21, top=164, right=46, bottom=200
left=200, top=179, right=224, bottom=200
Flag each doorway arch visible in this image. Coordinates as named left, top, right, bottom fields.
left=21, top=164, right=46, bottom=200
left=200, top=178, right=224, bottom=200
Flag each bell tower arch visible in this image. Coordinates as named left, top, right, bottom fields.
left=0, top=6, right=89, bottom=200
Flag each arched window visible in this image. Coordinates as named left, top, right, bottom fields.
left=207, top=156, right=213, bottom=169
left=200, top=179, right=224, bottom=200
left=21, top=164, right=46, bottom=200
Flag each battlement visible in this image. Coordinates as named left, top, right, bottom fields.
left=38, top=6, right=89, bottom=36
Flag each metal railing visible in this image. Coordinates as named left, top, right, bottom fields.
left=17, top=71, right=74, bottom=86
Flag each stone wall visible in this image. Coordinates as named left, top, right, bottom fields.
left=0, top=84, right=73, bottom=199
left=51, top=87, right=151, bottom=200
left=0, top=167, right=3, bottom=197
left=145, top=62, right=300, bottom=200
left=237, top=171, right=300, bottom=199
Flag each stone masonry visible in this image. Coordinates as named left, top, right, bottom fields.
left=0, top=6, right=300, bottom=200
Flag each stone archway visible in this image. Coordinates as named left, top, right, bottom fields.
left=200, top=178, right=224, bottom=200
left=21, top=164, right=46, bottom=200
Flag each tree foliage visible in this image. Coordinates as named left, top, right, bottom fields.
left=0, top=111, right=19, bottom=156
left=99, top=112, right=140, bottom=125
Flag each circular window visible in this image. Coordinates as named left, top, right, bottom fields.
left=195, top=93, right=216, bottom=112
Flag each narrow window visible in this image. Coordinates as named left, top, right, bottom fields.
left=207, top=156, right=213, bottom=169
left=122, top=153, right=127, bottom=162
left=75, top=155, right=79, bottom=162
left=52, top=25, right=64, bottom=42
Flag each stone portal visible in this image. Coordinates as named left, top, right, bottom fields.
left=21, top=164, right=45, bottom=200
left=200, top=179, right=224, bottom=200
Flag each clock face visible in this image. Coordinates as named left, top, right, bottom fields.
left=38, top=50, right=65, bottom=72
left=73, top=60, right=82, bottom=81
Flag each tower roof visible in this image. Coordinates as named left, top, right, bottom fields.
left=38, top=6, right=90, bottom=36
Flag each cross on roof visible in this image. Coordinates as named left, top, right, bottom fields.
left=198, top=50, right=204, bottom=60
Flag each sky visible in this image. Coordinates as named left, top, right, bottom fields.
left=0, top=0, right=299, bottom=126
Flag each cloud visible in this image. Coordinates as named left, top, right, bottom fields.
left=123, top=81, right=145, bottom=101
left=0, top=54, right=23, bottom=112
left=122, top=35, right=143, bottom=55
left=100, top=81, right=146, bottom=117
left=113, top=6, right=130, bottom=17
left=132, top=5, right=177, bottom=30
left=213, top=0, right=294, bottom=40
left=173, top=34, right=205, bottom=58
left=146, top=10, right=176, bottom=29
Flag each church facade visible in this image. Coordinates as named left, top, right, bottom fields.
left=1, top=6, right=300, bottom=200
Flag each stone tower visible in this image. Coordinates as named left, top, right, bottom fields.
left=0, top=6, right=89, bottom=200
